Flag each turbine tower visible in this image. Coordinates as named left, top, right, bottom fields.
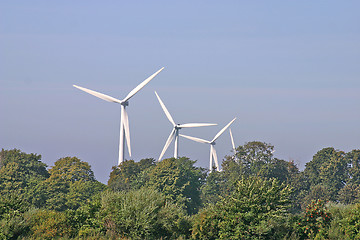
left=73, top=67, right=164, bottom=165
left=155, top=91, right=217, bottom=161
left=180, top=118, right=236, bottom=172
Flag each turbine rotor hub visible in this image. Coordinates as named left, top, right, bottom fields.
left=121, top=101, right=129, bottom=107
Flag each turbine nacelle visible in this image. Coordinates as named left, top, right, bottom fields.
left=121, top=101, right=129, bottom=107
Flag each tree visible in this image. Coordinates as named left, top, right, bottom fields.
left=328, top=203, right=360, bottom=239
left=227, top=141, right=294, bottom=183
left=338, top=183, right=360, bottom=205
left=146, top=157, right=206, bottom=214
left=25, top=209, right=75, bottom=240
left=0, top=193, right=30, bottom=239
left=200, top=170, right=225, bottom=205
left=296, top=199, right=332, bottom=239
left=235, top=141, right=274, bottom=172
left=304, top=147, right=348, bottom=202
left=100, top=188, right=191, bottom=239
left=0, top=149, right=49, bottom=202
left=192, top=176, right=292, bottom=239
left=107, top=158, right=156, bottom=191
left=347, top=149, right=360, bottom=185
left=220, top=142, right=297, bottom=206
left=42, top=157, right=105, bottom=211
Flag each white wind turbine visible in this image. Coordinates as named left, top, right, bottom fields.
left=180, top=118, right=236, bottom=172
left=73, top=67, right=164, bottom=165
left=155, top=91, right=217, bottom=161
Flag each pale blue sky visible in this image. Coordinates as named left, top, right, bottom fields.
left=1, top=1, right=359, bottom=183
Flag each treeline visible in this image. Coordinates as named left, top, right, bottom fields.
left=0, top=142, right=359, bottom=239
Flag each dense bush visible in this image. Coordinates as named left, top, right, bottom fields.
left=100, top=187, right=191, bottom=239
left=192, top=176, right=292, bottom=239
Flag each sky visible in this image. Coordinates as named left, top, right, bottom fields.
left=1, top=1, right=359, bottom=183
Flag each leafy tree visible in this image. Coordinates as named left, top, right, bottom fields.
left=200, top=170, right=225, bottom=205
left=0, top=193, right=30, bottom=240
left=338, top=183, right=360, bottom=205
left=0, top=149, right=49, bottom=205
left=107, top=158, right=156, bottom=191
left=225, top=141, right=293, bottom=184
left=0, top=212, right=29, bottom=240
left=146, top=157, right=206, bottom=214
left=0, top=193, right=29, bottom=220
left=296, top=199, right=332, bottom=239
left=42, top=157, right=105, bottom=211
left=100, top=187, right=191, bottom=239
left=192, top=176, right=292, bottom=239
left=328, top=202, right=360, bottom=239
left=287, top=168, right=309, bottom=212
left=25, top=209, right=75, bottom=239
left=235, top=141, right=274, bottom=176
left=347, top=149, right=360, bottom=185
left=221, top=142, right=300, bottom=210
left=70, top=194, right=105, bottom=238
left=302, top=184, right=332, bottom=209
left=304, top=147, right=348, bottom=202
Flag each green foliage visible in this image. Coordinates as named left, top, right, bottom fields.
left=0, top=193, right=29, bottom=219
left=192, top=176, right=292, bottom=239
left=304, top=148, right=348, bottom=202
left=107, top=158, right=155, bottom=191
left=224, top=141, right=296, bottom=184
left=221, top=142, right=303, bottom=212
left=328, top=203, right=360, bottom=239
left=100, top=187, right=191, bottom=239
left=191, top=204, right=222, bottom=240
left=302, top=184, right=332, bottom=210
left=0, top=212, right=29, bottom=240
left=146, top=157, right=206, bottom=214
left=338, top=183, right=360, bottom=205
left=0, top=195, right=29, bottom=240
left=42, top=157, right=105, bottom=211
left=236, top=141, right=274, bottom=169
left=0, top=149, right=49, bottom=206
left=25, top=209, right=75, bottom=239
left=200, top=170, right=225, bottom=205
left=1, top=146, right=360, bottom=239
left=296, top=199, right=332, bottom=239
left=347, top=150, right=360, bottom=185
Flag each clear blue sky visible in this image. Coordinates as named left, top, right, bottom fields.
left=1, top=1, right=359, bottom=183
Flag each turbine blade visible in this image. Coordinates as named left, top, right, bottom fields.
left=180, top=134, right=211, bottom=144
left=122, top=67, right=164, bottom=102
left=212, top=118, right=236, bottom=143
left=209, top=145, right=213, bottom=172
left=212, top=146, right=220, bottom=171
left=178, top=123, right=217, bottom=128
left=73, top=85, right=122, bottom=103
left=155, top=91, right=176, bottom=126
left=123, top=108, right=131, bottom=157
left=159, top=128, right=176, bottom=161
left=229, top=128, right=236, bottom=152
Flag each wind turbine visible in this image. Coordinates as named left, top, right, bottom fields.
left=229, top=128, right=238, bottom=160
left=180, top=118, right=236, bottom=172
left=73, top=67, right=164, bottom=165
left=155, top=91, right=217, bottom=161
